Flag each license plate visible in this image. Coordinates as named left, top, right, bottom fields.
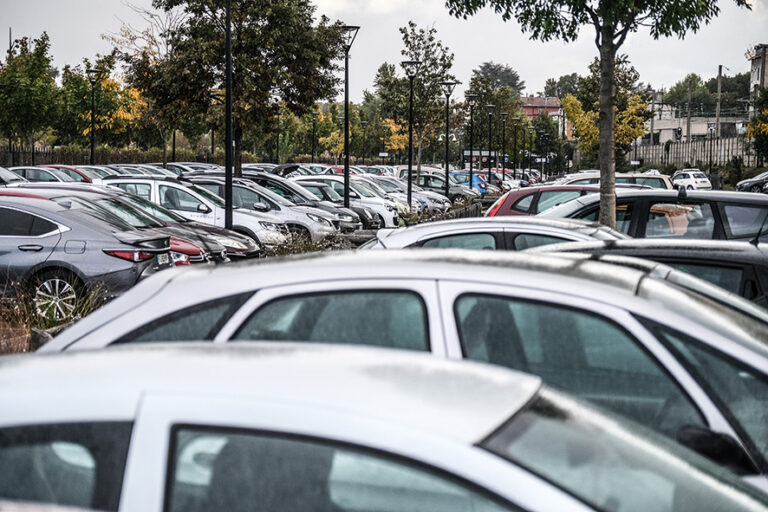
left=157, top=253, right=170, bottom=266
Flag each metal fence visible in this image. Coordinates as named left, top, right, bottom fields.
left=630, top=136, right=760, bottom=168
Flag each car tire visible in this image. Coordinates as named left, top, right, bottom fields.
left=30, top=270, right=83, bottom=323
left=751, top=185, right=762, bottom=193
left=687, top=185, right=693, bottom=191
left=288, top=225, right=311, bottom=244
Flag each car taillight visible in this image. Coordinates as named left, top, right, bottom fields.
left=487, top=193, right=509, bottom=217
left=103, top=249, right=155, bottom=262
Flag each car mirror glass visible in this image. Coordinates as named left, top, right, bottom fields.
left=197, top=203, right=212, bottom=214
left=253, top=202, right=270, bottom=212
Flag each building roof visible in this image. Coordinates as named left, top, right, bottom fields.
left=521, top=96, right=562, bottom=109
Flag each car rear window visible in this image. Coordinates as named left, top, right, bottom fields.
left=722, top=205, right=768, bottom=239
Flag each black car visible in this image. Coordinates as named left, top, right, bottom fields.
left=540, top=188, right=768, bottom=241
left=737, top=171, right=768, bottom=192
left=525, top=238, right=768, bottom=307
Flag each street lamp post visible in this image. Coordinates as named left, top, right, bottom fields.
left=708, top=123, right=715, bottom=176
left=528, top=128, right=534, bottom=170
left=361, top=120, right=368, bottom=165
left=511, top=117, right=520, bottom=179
left=86, top=69, right=99, bottom=165
left=342, top=25, right=360, bottom=209
left=440, top=81, right=459, bottom=198
left=465, top=93, right=477, bottom=193
left=401, top=60, right=421, bottom=209
left=223, top=0, right=233, bottom=229
left=311, top=112, right=318, bottom=163
left=486, top=105, right=495, bottom=184
left=501, top=112, right=508, bottom=182
left=275, top=107, right=281, bottom=164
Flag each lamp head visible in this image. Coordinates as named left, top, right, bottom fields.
left=86, top=68, right=100, bottom=85
left=400, top=60, right=421, bottom=79
left=465, top=93, right=477, bottom=107
left=486, top=104, right=496, bottom=115
left=341, top=26, right=360, bottom=52
left=440, top=81, right=459, bottom=98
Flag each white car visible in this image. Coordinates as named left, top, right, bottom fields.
left=673, top=169, right=712, bottom=190
left=293, top=175, right=399, bottom=227
left=42, top=250, right=768, bottom=488
left=360, top=217, right=628, bottom=250
left=103, top=176, right=290, bottom=248
left=2, top=343, right=766, bottom=512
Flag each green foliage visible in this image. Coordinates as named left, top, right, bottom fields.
left=663, top=73, right=716, bottom=110
left=750, top=88, right=768, bottom=163
left=0, top=33, right=60, bottom=145
left=543, top=73, right=580, bottom=98
left=704, top=72, right=750, bottom=113
left=472, top=62, right=525, bottom=93
left=576, top=55, right=646, bottom=112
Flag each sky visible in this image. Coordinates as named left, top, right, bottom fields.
left=3, top=0, right=767, bottom=102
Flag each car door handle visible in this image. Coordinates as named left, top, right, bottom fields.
left=18, top=245, right=43, bottom=252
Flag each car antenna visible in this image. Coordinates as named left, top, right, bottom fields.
left=750, top=213, right=768, bottom=247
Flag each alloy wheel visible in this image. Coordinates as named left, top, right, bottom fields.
left=34, top=278, right=77, bottom=322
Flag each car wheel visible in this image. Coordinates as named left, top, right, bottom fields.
left=751, top=185, right=762, bottom=193
left=378, top=214, right=387, bottom=227
left=686, top=185, right=693, bottom=190
left=32, top=270, right=82, bottom=323
left=288, top=225, right=311, bottom=243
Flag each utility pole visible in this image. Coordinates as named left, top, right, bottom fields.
left=715, top=65, right=723, bottom=138
left=686, top=81, right=693, bottom=143
left=649, top=88, right=655, bottom=145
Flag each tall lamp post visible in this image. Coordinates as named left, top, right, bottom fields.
left=401, top=60, right=421, bottom=209
left=708, top=123, right=715, bottom=176
left=86, top=69, right=100, bottom=165
left=361, top=120, right=368, bottom=165
left=440, top=81, right=459, bottom=198
left=223, top=0, right=233, bottom=229
left=486, top=105, right=495, bottom=183
left=465, top=93, right=477, bottom=192
left=311, top=112, right=318, bottom=163
left=275, top=106, right=281, bottom=164
left=500, top=112, right=509, bottom=182
left=528, top=127, right=535, bottom=170
left=341, top=25, right=360, bottom=208
left=511, top=117, right=520, bottom=179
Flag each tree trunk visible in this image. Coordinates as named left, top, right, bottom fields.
left=598, top=27, right=617, bottom=229
left=160, top=127, right=167, bottom=167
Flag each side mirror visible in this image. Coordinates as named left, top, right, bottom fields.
left=253, top=202, right=270, bottom=212
left=349, top=191, right=360, bottom=199
left=677, top=425, right=758, bottom=475
left=197, top=203, right=212, bottom=214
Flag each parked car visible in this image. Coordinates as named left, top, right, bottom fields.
left=555, top=172, right=674, bottom=189
left=41, top=165, right=101, bottom=184
left=6, top=343, right=768, bottom=511
left=188, top=176, right=338, bottom=241
left=0, top=166, right=27, bottom=186
left=0, top=192, right=172, bottom=320
left=451, top=172, right=489, bottom=195
left=75, top=165, right=119, bottom=178
left=298, top=180, right=381, bottom=230
left=486, top=185, right=603, bottom=217
left=540, top=188, right=768, bottom=241
left=42, top=250, right=768, bottom=487
left=103, top=176, right=290, bottom=248
left=361, top=217, right=628, bottom=250
left=738, top=172, right=768, bottom=192
left=9, top=167, right=77, bottom=183
left=673, top=170, right=712, bottom=190
left=369, top=175, right=451, bottom=214
left=524, top=238, right=768, bottom=307
left=269, top=163, right=314, bottom=177
left=408, top=173, right=479, bottom=203
left=293, top=175, right=399, bottom=227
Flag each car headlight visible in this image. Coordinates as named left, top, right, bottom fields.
left=307, top=213, right=332, bottom=226
left=170, top=251, right=191, bottom=266
left=210, top=235, right=248, bottom=250
left=260, top=222, right=280, bottom=231
left=339, top=214, right=355, bottom=222
left=385, top=203, right=395, bottom=212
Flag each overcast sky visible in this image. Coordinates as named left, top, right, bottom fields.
left=4, top=0, right=767, bottom=102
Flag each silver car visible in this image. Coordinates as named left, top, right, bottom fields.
left=2, top=343, right=766, bottom=511
left=361, top=217, right=628, bottom=250
left=42, top=250, right=768, bottom=487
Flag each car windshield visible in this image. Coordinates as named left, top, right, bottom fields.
left=52, top=196, right=134, bottom=230
left=484, top=387, right=768, bottom=512
left=289, top=182, right=321, bottom=202
left=250, top=183, right=295, bottom=207
left=92, top=197, right=165, bottom=229
left=359, top=180, right=390, bottom=197
left=373, top=179, right=401, bottom=193
left=79, top=166, right=111, bottom=178
left=48, top=168, right=77, bottom=182
left=189, top=184, right=226, bottom=207
left=0, top=167, right=24, bottom=183
left=117, top=193, right=188, bottom=223
left=693, top=173, right=708, bottom=179
left=351, top=182, right=377, bottom=198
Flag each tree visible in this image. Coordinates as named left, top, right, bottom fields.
left=446, top=0, right=749, bottom=228
left=472, top=62, right=525, bottom=94
left=543, top=73, right=580, bottom=98
left=144, top=0, right=344, bottom=172
left=374, top=21, right=456, bottom=170
left=748, top=88, right=768, bottom=164
left=664, top=74, right=715, bottom=112
left=704, top=72, right=750, bottom=114
left=0, top=33, right=59, bottom=154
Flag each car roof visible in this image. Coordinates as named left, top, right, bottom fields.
left=1, top=342, right=541, bottom=443
left=523, top=238, right=768, bottom=260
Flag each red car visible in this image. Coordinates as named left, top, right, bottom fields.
left=42, top=165, right=94, bottom=183
left=487, top=185, right=601, bottom=217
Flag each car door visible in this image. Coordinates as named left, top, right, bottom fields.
left=214, top=279, right=446, bottom=356
left=157, top=184, right=213, bottom=223
left=0, top=206, right=62, bottom=292
left=414, top=230, right=506, bottom=250
left=639, top=199, right=724, bottom=239
left=531, top=190, right=582, bottom=214
left=436, top=280, right=737, bottom=443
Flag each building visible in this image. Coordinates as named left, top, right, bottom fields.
left=749, top=44, right=768, bottom=114
left=521, top=96, right=571, bottom=138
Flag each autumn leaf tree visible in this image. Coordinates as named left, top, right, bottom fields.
left=446, top=0, right=750, bottom=228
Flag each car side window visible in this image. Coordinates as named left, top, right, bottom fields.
left=115, top=294, right=252, bottom=344
left=167, top=428, right=519, bottom=512
left=114, top=183, right=152, bottom=201
left=664, top=262, right=744, bottom=294
left=510, top=234, right=568, bottom=250
left=454, top=294, right=705, bottom=438
left=420, top=233, right=497, bottom=250
left=645, top=202, right=715, bottom=239
left=0, top=208, right=56, bottom=236
left=578, top=203, right=633, bottom=234
left=197, top=184, right=223, bottom=197
left=636, top=177, right=665, bottom=189
left=721, top=205, right=768, bottom=239
left=510, top=194, right=534, bottom=213
left=569, top=179, right=592, bottom=185
left=535, top=190, right=581, bottom=213
left=27, top=169, right=58, bottom=182
left=159, top=185, right=203, bottom=212
left=233, top=186, right=265, bottom=209
left=0, top=422, right=132, bottom=511
left=232, top=290, right=429, bottom=351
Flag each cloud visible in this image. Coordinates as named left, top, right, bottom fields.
left=315, top=0, right=422, bottom=16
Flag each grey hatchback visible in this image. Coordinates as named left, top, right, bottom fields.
left=0, top=192, right=172, bottom=321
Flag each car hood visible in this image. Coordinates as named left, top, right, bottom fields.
left=234, top=209, right=284, bottom=224
left=291, top=205, right=337, bottom=221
